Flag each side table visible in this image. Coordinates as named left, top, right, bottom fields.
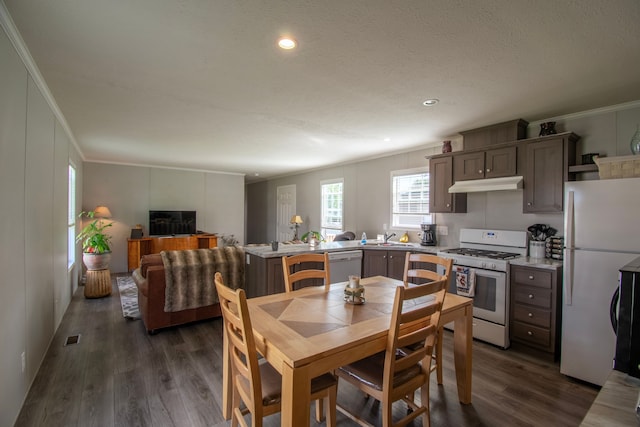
left=85, top=269, right=112, bottom=298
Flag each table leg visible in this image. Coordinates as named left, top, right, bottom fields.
left=453, top=304, right=473, bottom=404
left=281, top=364, right=311, bottom=426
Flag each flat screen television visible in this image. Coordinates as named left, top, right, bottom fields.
left=149, top=210, right=196, bottom=236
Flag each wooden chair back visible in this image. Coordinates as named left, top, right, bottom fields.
left=403, top=252, right=453, bottom=286
left=282, top=252, right=331, bottom=293
left=214, top=272, right=270, bottom=423
left=384, top=278, right=447, bottom=424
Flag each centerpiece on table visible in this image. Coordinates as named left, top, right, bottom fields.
left=76, top=209, right=113, bottom=270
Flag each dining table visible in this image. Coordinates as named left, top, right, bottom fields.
left=221, top=275, right=473, bottom=426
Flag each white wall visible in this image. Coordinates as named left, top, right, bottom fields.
left=0, top=23, right=82, bottom=427
left=247, top=102, right=640, bottom=247
left=82, top=163, right=246, bottom=273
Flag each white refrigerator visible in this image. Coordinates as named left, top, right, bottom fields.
left=561, top=177, right=640, bottom=386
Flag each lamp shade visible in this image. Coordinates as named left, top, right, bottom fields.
left=93, top=205, right=112, bottom=218
left=290, top=215, right=303, bottom=224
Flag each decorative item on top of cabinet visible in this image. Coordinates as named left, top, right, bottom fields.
left=510, top=264, right=562, bottom=359
left=428, top=156, right=467, bottom=213
left=538, top=121, right=557, bottom=136
left=442, top=140, right=452, bottom=153
left=460, top=118, right=528, bottom=150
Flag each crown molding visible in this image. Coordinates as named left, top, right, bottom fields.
left=528, top=99, right=640, bottom=127
left=0, top=1, right=84, bottom=160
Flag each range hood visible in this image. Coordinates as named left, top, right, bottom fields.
left=448, top=176, right=523, bottom=193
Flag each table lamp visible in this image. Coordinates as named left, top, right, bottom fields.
left=290, top=215, right=303, bottom=240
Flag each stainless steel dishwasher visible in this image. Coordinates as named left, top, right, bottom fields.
left=328, top=250, right=363, bottom=283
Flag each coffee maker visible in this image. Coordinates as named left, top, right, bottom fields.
left=420, top=223, right=437, bottom=246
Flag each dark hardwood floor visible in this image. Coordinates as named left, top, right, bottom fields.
left=15, top=275, right=598, bottom=427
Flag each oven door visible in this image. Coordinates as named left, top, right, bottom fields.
left=439, top=265, right=507, bottom=325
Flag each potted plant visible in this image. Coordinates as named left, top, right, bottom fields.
left=76, top=210, right=113, bottom=270
left=301, top=230, right=324, bottom=245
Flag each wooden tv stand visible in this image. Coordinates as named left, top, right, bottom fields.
left=127, top=234, right=218, bottom=271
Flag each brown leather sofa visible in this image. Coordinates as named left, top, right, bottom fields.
left=132, top=249, right=242, bottom=333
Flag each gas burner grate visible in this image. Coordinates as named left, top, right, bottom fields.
left=443, top=248, right=521, bottom=260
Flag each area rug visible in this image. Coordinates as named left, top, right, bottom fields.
left=116, top=276, right=140, bottom=320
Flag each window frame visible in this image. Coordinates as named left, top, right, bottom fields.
left=320, top=178, right=344, bottom=239
left=390, top=167, right=431, bottom=230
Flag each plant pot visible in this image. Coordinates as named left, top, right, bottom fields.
left=83, top=252, right=112, bottom=270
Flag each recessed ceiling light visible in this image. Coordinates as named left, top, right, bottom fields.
left=422, top=99, right=439, bottom=106
left=278, top=37, right=297, bottom=50
left=383, top=138, right=391, bottom=142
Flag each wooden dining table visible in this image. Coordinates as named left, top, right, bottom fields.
left=221, top=275, right=473, bottom=426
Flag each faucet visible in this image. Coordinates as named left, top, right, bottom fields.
left=383, top=232, right=396, bottom=243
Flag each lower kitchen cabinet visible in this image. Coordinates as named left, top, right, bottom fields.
left=362, top=250, right=408, bottom=280
left=510, top=264, right=562, bottom=358
left=245, top=254, right=285, bottom=298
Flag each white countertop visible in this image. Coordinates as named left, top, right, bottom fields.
left=509, top=256, right=563, bottom=270
left=243, top=240, right=446, bottom=258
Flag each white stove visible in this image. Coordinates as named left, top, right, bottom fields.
left=438, top=228, right=528, bottom=348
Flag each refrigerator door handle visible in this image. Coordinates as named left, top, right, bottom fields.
left=564, top=191, right=575, bottom=306
left=609, top=286, right=619, bottom=334
left=564, top=248, right=573, bottom=305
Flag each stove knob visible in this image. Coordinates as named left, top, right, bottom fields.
left=491, top=263, right=497, bottom=269
left=481, top=262, right=487, bottom=268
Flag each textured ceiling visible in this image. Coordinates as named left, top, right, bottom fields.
left=4, top=0, right=640, bottom=182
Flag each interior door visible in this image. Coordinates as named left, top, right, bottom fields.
left=276, top=185, right=296, bottom=242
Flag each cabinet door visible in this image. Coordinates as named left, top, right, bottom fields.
left=387, top=251, right=407, bottom=280
left=363, top=250, right=388, bottom=278
left=429, top=157, right=466, bottom=213
left=453, top=152, right=485, bottom=181
left=523, top=138, right=564, bottom=213
left=486, top=146, right=517, bottom=178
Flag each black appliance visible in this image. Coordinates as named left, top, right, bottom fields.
left=149, top=210, right=196, bottom=236
left=420, top=223, right=437, bottom=246
left=611, top=256, right=640, bottom=379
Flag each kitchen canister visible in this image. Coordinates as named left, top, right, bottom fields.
left=529, top=241, right=545, bottom=258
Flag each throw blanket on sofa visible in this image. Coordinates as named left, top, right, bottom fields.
left=160, top=247, right=245, bottom=312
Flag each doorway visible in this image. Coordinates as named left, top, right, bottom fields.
left=276, top=185, right=296, bottom=242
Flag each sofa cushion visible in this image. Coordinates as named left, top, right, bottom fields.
left=140, top=253, right=163, bottom=278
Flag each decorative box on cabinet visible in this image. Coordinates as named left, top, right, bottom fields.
left=429, top=157, right=467, bottom=213
left=453, top=146, right=517, bottom=181
left=460, top=118, right=528, bottom=150
left=510, top=265, right=562, bottom=358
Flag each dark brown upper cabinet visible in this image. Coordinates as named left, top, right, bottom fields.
left=453, top=146, right=517, bottom=181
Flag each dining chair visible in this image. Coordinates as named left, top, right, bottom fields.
left=214, top=272, right=338, bottom=427
left=336, top=278, right=448, bottom=427
left=403, top=252, right=453, bottom=385
left=282, top=252, right=331, bottom=293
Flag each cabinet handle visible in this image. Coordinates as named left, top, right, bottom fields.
left=527, top=331, right=533, bottom=336
left=527, top=202, right=532, bottom=206
left=383, top=255, right=387, bottom=259
left=478, top=169, right=483, bottom=174
left=528, top=294, right=534, bottom=299
left=486, top=168, right=491, bottom=173
left=446, top=203, right=450, bottom=207
left=529, top=275, right=534, bottom=280
left=389, top=255, right=393, bottom=259
left=528, top=312, right=533, bottom=318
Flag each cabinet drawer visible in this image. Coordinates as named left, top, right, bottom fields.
left=513, top=304, right=551, bottom=328
left=513, top=286, right=551, bottom=309
left=512, top=321, right=551, bottom=347
left=513, top=267, right=552, bottom=288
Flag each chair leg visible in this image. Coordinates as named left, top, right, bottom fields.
left=436, top=327, right=443, bottom=385
left=327, top=384, right=337, bottom=427
left=315, top=397, right=324, bottom=423
left=421, top=381, right=431, bottom=427
left=382, top=398, right=393, bottom=427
